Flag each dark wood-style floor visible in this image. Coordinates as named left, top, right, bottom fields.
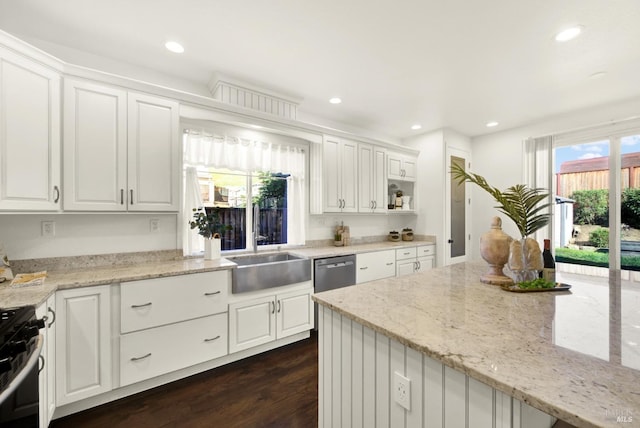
left=51, top=334, right=318, bottom=428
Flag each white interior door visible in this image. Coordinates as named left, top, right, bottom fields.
left=445, top=148, right=471, bottom=265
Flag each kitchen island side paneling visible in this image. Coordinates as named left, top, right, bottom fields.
left=318, top=305, right=555, bottom=428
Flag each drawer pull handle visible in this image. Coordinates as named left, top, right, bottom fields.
left=204, top=335, right=221, bottom=342
left=131, top=353, right=152, bottom=361
left=204, top=291, right=221, bottom=296
left=359, top=266, right=368, bottom=270
left=131, top=302, right=152, bottom=309
left=386, top=262, right=393, bottom=266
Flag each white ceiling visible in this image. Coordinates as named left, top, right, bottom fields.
left=1, top=0, right=639, bottom=139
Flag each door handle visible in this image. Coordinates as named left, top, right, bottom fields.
left=130, top=189, right=134, bottom=205
left=53, top=186, right=60, bottom=203
left=121, top=189, right=124, bottom=205
left=448, top=239, right=453, bottom=244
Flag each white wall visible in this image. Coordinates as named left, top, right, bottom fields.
left=0, top=214, right=178, bottom=260
left=307, top=213, right=416, bottom=242
left=470, top=96, right=640, bottom=260
left=404, top=128, right=471, bottom=266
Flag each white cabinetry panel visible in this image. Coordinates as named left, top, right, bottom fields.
left=323, top=135, right=358, bottom=213
left=277, top=288, right=313, bottom=338
left=64, top=79, right=179, bottom=211
left=56, top=285, right=111, bottom=406
left=358, top=143, right=387, bottom=213
left=0, top=46, right=60, bottom=210
left=127, top=92, right=179, bottom=211
left=120, top=313, right=227, bottom=386
left=63, top=79, right=127, bottom=211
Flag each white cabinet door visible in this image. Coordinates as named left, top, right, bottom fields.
left=323, top=135, right=358, bottom=213
left=229, top=295, right=276, bottom=353
left=356, top=250, right=396, bottom=284
left=56, top=285, right=112, bottom=406
left=127, top=92, right=180, bottom=212
left=358, top=144, right=387, bottom=213
left=0, top=47, right=61, bottom=211
left=63, top=79, right=127, bottom=211
left=340, top=139, right=358, bottom=212
left=416, top=256, right=435, bottom=273
left=388, top=153, right=417, bottom=182
left=276, top=289, right=314, bottom=338
left=396, top=260, right=417, bottom=277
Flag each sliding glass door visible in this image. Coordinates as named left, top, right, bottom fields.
left=553, top=134, right=640, bottom=272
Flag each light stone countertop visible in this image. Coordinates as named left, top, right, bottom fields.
left=288, top=238, right=435, bottom=259
left=0, top=239, right=434, bottom=309
left=0, top=257, right=236, bottom=309
left=312, top=261, right=640, bottom=428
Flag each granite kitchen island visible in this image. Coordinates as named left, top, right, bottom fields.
left=312, top=262, right=640, bottom=428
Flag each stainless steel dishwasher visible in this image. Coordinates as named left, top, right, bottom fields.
left=313, top=254, right=356, bottom=329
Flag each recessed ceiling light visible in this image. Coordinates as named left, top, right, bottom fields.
left=165, top=41, right=185, bottom=53
left=486, top=121, right=499, bottom=128
left=554, top=26, right=582, bottom=42
left=411, top=124, right=422, bottom=130
left=329, top=97, right=342, bottom=104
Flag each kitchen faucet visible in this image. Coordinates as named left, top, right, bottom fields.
left=253, top=203, right=259, bottom=253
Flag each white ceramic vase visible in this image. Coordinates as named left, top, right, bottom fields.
left=402, top=196, right=412, bottom=210
left=204, top=238, right=221, bottom=260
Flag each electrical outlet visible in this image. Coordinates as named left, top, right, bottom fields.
left=150, top=219, right=160, bottom=233
left=41, top=221, right=55, bottom=237
left=394, top=371, right=411, bottom=411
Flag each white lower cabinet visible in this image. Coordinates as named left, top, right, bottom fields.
left=229, top=288, right=314, bottom=354
left=396, top=245, right=436, bottom=276
left=356, top=250, right=396, bottom=284
left=119, top=271, right=230, bottom=386
left=55, top=285, right=112, bottom=406
left=36, top=295, right=56, bottom=428
left=120, top=313, right=228, bottom=386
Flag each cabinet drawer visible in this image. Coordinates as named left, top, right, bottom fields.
left=356, top=249, right=396, bottom=284
left=417, top=245, right=435, bottom=257
left=121, top=271, right=228, bottom=333
left=395, top=247, right=417, bottom=261
left=120, top=313, right=228, bottom=386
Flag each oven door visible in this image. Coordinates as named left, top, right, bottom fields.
left=0, top=335, right=42, bottom=428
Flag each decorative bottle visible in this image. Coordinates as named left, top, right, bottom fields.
left=541, top=239, right=556, bottom=283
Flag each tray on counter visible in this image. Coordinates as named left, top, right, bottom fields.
left=501, top=283, right=572, bottom=293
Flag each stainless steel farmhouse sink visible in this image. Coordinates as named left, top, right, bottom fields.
left=227, top=252, right=311, bottom=293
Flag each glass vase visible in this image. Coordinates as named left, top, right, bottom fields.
left=508, top=237, right=543, bottom=283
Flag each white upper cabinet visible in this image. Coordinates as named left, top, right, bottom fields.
left=0, top=46, right=61, bottom=210
left=388, top=152, right=417, bottom=181
left=63, top=79, right=127, bottom=211
left=127, top=92, right=180, bottom=211
left=322, top=135, right=358, bottom=213
left=63, top=78, right=179, bottom=211
left=358, top=143, right=387, bottom=213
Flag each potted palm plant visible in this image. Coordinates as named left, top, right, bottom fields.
left=190, top=207, right=232, bottom=260
left=450, top=163, right=551, bottom=283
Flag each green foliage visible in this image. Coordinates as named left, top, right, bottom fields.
left=189, top=207, right=232, bottom=239
left=450, top=163, right=550, bottom=238
left=570, top=189, right=608, bottom=226
left=622, top=188, right=640, bottom=229
left=254, top=172, right=287, bottom=208
left=555, top=247, right=640, bottom=271
left=589, top=227, right=609, bottom=248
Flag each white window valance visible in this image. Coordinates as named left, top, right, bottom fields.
left=183, top=129, right=305, bottom=178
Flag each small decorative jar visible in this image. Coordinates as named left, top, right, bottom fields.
left=388, top=231, right=401, bottom=242
left=401, top=229, right=414, bottom=241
